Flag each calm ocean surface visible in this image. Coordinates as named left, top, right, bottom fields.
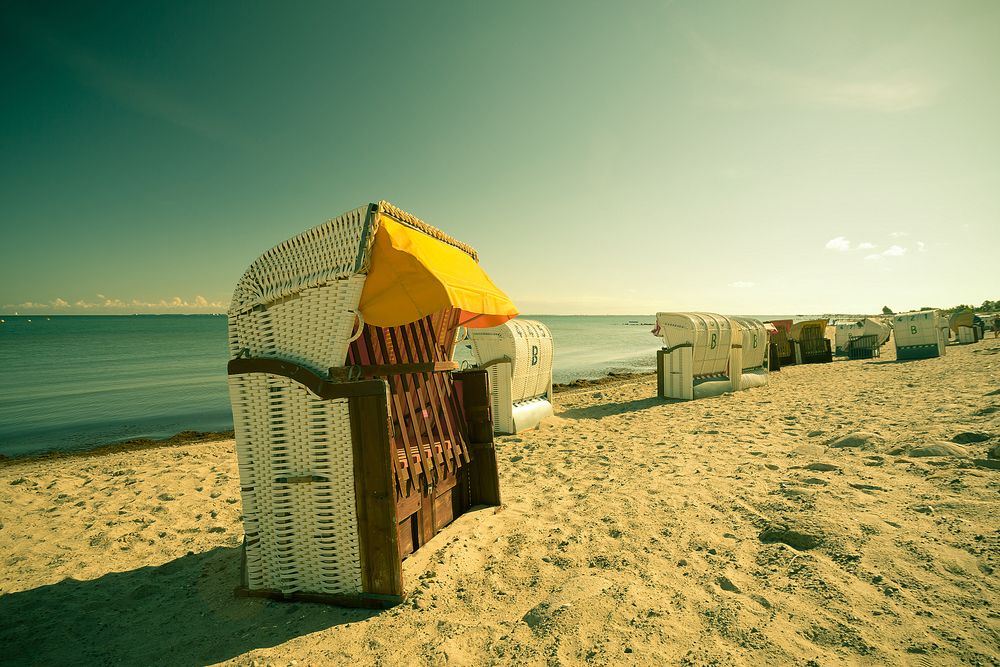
left=0, top=313, right=805, bottom=457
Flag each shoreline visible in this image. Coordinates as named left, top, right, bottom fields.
left=0, top=429, right=235, bottom=467
left=0, top=370, right=655, bottom=465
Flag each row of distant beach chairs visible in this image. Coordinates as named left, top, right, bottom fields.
left=223, top=200, right=988, bottom=608
left=468, top=307, right=980, bottom=408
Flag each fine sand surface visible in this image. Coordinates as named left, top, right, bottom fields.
left=2, top=339, right=999, bottom=666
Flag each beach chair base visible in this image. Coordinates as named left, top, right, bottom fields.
left=846, top=334, right=881, bottom=360
left=795, top=339, right=834, bottom=364
left=235, top=543, right=403, bottom=608
left=739, top=368, right=768, bottom=389
left=506, top=397, right=554, bottom=434
left=228, top=360, right=500, bottom=606
left=895, top=344, right=942, bottom=360
left=657, top=345, right=749, bottom=400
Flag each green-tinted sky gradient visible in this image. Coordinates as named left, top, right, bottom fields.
left=2, top=1, right=998, bottom=315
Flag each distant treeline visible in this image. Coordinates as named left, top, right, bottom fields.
left=882, top=300, right=999, bottom=316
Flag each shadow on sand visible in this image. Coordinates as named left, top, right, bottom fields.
left=0, top=546, right=378, bottom=666
left=865, top=358, right=929, bottom=365
left=559, top=396, right=664, bottom=420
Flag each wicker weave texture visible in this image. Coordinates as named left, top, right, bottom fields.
left=230, top=206, right=370, bottom=315
left=229, top=372, right=363, bottom=596
left=227, top=200, right=484, bottom=598
left=376, top=201, right=478, bottom=261
left=486, top=363, right=514, bottom=434
left=228, top=276, right=366, bottom=375
left=654, top=313, right=735, bottom=378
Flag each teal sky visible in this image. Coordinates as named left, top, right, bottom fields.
left=2, top=1, right=998, bottom=316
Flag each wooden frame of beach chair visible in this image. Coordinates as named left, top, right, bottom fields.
left=768, top=341, right=781, bottom=371
left=790, top=320, right=833, bottom=364
left=846, top=333, right=881, bottom=360
left=766, top=320, right=796, bottom=366
left=467, top=319, right=554, bottom=435
left=227, top=202, right=513, bottom=607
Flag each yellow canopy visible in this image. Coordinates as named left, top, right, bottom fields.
left=789, top=319, right=827, bottom=341
left=358, top=216, right=519, bottom=328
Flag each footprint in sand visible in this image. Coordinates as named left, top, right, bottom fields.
left=801, top=462, right=840, bottom=472
left=758, top=525, right=823, bottom=550
left=950, top=431, right=991, bottom=444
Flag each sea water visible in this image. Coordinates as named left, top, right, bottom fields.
left=0, top=313, right=822, bottom=456
left=0, top=314, right=665, bottom=456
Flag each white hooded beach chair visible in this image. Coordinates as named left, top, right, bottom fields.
left=788, top=319, right=833, bottom=364
left=467, top=319, right=554, bottom=434
left=833, top=318, right=891, bottom=355
left=730, top=317, right=769, bottom=389
left=893, top=309, right=946, bottom=360
left=950, top=310, right=979, bottom=344
left=652, top=312, right=742, bottom=400
left=227, top=201, right=518, bottom=606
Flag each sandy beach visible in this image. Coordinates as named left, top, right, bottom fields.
left=2, top=339, right=998, bottom=666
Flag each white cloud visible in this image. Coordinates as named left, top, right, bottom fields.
left=825, top=236, right=851, bottom=251
left=5, top=294, right=227, bottom=313
left=916, top=241, right=927, bottom=252
left=882, top=245, right=907, bottom=257
left=865, top=245, right=908, bottom=260
left=857, top=242, right=877, bottom=250
left=889, top=231, right=909, bottom=238
left=728, top=281, right=756, bottom=288
left=4, top=301, right=50, bottom=309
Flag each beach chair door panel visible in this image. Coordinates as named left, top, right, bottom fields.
left=452, top=369, right=501, bottom=507
left=347, top=310, right=471, bottom=558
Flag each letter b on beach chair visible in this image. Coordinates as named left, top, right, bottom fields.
left=467, top=319, right=554, bottom=434
left=894, top=310, right=945, bottom=360
left=652, top=313, right=770, bottom=400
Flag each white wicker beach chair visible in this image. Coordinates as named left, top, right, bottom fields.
left=950, top=310, right=979, bottom=344
left=227, top=201, right=516, bottom=606
left=467, top=319, right=554, bottom=434
left=652, top=312, right=743, bottom=400
left=833, top=318, right=891, bottom=355
left=894, top=310, right=946, bottom=359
